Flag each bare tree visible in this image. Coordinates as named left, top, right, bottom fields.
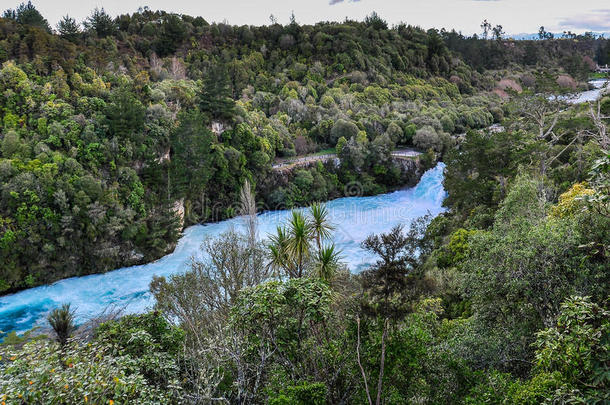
left=519, top=96, right=570, bottom=175
left=356, top=316, right=390, bottom=405
left=151, top=230, right=267, bottom=334
left=239, top=179, right=258, bottom=247
left=169, top=56, right=186, bottom=80
left=521, top=96, right=562, bottom=142
left=150, top=229, right=269, bottom=402
left=480, top=19, right=492, bottom=39
left=585, top=101, right=609, bottom=149
left=357, top=317, right=373, bottom=405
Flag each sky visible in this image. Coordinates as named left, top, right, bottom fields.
left=9, top=0, right=610, bottom=36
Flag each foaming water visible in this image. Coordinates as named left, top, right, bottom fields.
left=556, top=79, right=609, bottom=104
left=0, top=163, right=447, bottom=335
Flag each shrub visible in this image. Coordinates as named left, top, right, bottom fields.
left=413, top=126, right=443, bottom=153
left=0, top=340, right=175, bottom=403
left=330, top=119, right=359, bottom=146
left=47, top=303, right=76, bottom=346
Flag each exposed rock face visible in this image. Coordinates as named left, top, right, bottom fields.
left=264, top=155, right=430, bottom=199
left=392, top=156, right=427, bottom=188
left=211, top=121, right=231, bottom=136
left=157, top=148, right=170, bottom=163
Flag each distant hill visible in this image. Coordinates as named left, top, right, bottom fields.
left=510, top=32, right=610, bottom=40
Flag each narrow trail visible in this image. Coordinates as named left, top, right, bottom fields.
left=271, top=148, right=421, bottom=170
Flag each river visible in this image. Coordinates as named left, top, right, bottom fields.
left=564, top=78, right=608, bottom=104
left=0, top=163, right=447, bottom=335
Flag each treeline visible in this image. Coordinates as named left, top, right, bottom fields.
left=443, top=28, right=608, bottom=77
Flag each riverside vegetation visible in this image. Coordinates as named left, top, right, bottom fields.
left=0, top=2, right=609, bottom=404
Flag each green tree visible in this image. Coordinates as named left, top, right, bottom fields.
left=199, top=63, right=235, bottom=121
left=357, top=219, right=429, bottom=405
left=360, top=221, right=427, bottom=320
left=268, top=225, right=292, bottom=277
left=287, top=211, right=313, bottom=278
left=155, top=14, right=187, bottom=56
left=83, top=7, right=115, bottom=38
left=314, top=244, right=341, bottom=282
left=531, top=296, right=609, bottom=402
left=56, top=15, right=80, bottom=42
left=308, top=202, right=334, bottom=250
left=460, top=175, right=606, bottom=374
left=330, top=119, right=359, bottom=146
left=105, top=88, right=145, bottom=140
left=4, top=1, right=50, bottom=32
left=230, top=278, right=333, bottom=403
left=169, top=110, right=216, bottom=200
left=47, top=303, right=76, bottom=346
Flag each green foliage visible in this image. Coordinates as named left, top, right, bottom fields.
left=443, top=129, right=526, bottom=220
left=0, top=340, right=175, bottom=403
left=0, top=5, right=518, bottom=291
left=169, top=110, right=215, bottom=200
left=533, top=297, right=609, bottom=402
left=95, top=312, right=185, bottom=395
left=360, top=217, right=430, bottom=319
left=460, top=175, right=601, bottom=372
left=1, top=6, right=608, bottom=404
left=155, top=14, right=187, bottom=56
left=267, top=204, right=339, bottom=280
left=56, top=15, right=80, bottom=42
left=269, top=381, right=327, bottom=405
left=231, top=278, right=332, bottom=340
left=105, top=87, right=145, bottom=139
left=83, top=7, right=116, bottom=38
left=47, top=303, right=76, bottom=346
left=330, top=119, right=359, bottom=146
left=3, top=1, right=50, bottom=32
left=199, top=63, right=236, bottom=120
left=587, top=152, right=610, bottom=217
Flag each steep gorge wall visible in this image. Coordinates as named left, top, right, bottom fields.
left=259, top=155, right=433, bottom=211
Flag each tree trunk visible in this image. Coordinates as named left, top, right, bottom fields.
left=356, top=317, right=373, bottom=405
left=375, top=318, right=389, bottom=405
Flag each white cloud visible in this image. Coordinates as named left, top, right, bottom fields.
left=559, top=9, right=610, bottom=31
left=329, top=0, right=362, bottom=5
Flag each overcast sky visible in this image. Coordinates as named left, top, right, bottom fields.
left=14, top=0, right=610, bottom=35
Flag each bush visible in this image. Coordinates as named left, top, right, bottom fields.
left=330, top=119, right=359, bottom=146
left=0, top=340, right=175, bottom=403
left=269, top=382, right=327, bottom=405
left=413, top=126, right=443, bottom=153
left=47, top=303, right=76, bottom=346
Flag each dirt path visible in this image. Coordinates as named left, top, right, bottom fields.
left=271, top=148, right=421, bottom=170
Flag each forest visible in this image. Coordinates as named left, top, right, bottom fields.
left=0, top=1, right=609, bottom=404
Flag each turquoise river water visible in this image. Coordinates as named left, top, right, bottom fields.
left=0, top=163, right=447, bottom=335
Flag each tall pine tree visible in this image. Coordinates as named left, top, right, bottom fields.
left=199, top=64, right=235, bottom=121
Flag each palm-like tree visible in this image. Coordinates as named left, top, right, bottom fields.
left=309, top=202, right=334, bottom=250
left=48, top=303, right=76, bottom=346
left=314, top=244, right=342, bottom=282
left=267, top=225, right=292, bottom=278
left=267, top=204, right=340, bottom=280
left=287, top=211, right=312, bottom=277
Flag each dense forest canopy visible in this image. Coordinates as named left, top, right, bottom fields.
left=0, top=2, right=609, bottom=403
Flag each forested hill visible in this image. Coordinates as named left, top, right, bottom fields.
left=0, top=3, right=608, bottom=292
